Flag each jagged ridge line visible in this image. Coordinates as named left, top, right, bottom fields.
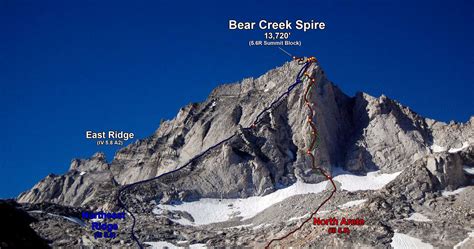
left=117, top=61, right=311, bottom=248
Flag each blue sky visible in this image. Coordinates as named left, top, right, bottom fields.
left=1, top=0, right=473, bottom=198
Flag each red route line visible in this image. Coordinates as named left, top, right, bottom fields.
left=265, top=56, right=338, bottom=249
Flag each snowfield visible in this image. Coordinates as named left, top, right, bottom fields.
left=454, top=230, right=474, bottom=249
left=144, top=241, right=207, bottom=249
left=430, top=144, right=447, bottom=153
left=338, top=199, right=367, bottom=209
left=405, top=213, right=431, bottom=222
left=28, top=210, right=86, bottom=227
left=390, top=232, right=434, bottom=249
left=332, top=170, right=402, bottom=192
left=155, top=169, right=402, bottom=226
left=430, top=141, right=470, bottom=153
left=448, top=142, right=469, bottom=153
left=463, top=165, right=474, bottom=175
left=156, top=180, right=328, bottom=225
left=442, top=186, right=469, bottom=197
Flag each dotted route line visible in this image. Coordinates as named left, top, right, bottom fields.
left=265, top=56, right=337, bottom=248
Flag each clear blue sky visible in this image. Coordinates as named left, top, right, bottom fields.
left=1, top=0, right=472, bottom=198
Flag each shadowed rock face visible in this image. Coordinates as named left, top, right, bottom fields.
left=17, top=60, right=473, bottom=210
left=0, top=200, right=50, bottom=249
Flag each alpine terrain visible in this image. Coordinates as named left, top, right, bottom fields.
left=10, top=58, right=474, bottom=248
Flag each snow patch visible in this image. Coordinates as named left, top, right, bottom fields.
left=454, top=230, right=474, bottom=249
left=338, top=199, right=367, bottom=209
left=57, top=215, right=86, bottom=227
left=390, top=232, right=434, bottom=249
left=144, top=241, right=178, bottom=248
left=151, top=209, right=194, bottom=226
left=252, top=223, right=266, bottom=230
left=288, top=210, right=330, bottom=222
left=405, top=213, right=431, bottom=222
left=190, top=244, right=207, bottom=248
left=463, top=166, right=474, bottom=175
left=28, top=210, right=86, bottom=226
left=80, top=171, right=86, bottom=176
left=227, top=224, right=253, bottom=229
left=264, top=80, right=276, bottom=92
left=157, top=180, right=328, bottom=226
left=144, top=241, right=207, bottom=249
left=288, top=213, right=310, bottom=222
left=430, top=144, right=446, bottom=153
left=170, top=216, right=194, bottom=226
left=429, top=141, right=471, bottom=153
left=333, top=170, right=402, bottom=192
left=157, top=169, right=401, bottom=226
left=448, top=142, right=469, bottom=153
left=442, top=186, right=469, bottom=197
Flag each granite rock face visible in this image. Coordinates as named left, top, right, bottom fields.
left=17, top=59, right=472, bottom=208
left=15, top=61, right=342, bottom=206
left=17, top=152, right=118, bottom=209
left=14, top=59, right=474, bottom=248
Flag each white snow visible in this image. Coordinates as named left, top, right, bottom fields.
left=226, top=224, right=253, bottom=229
left=454, top=230, right=474, bottom=249
left=211, top=101, right=216, bottom=108
left=264, top=81, right=276, bottom=93
left=144, top=241, right=207, bottom=249
left=405, top=213, right=431, bottom=222
left=429, top=141, right=470, bottom=153
left=287, top=210, right=330, bottom=222
left=333, top=170, right=402, bottom=192
left=144, top=241, right=178, bottom=248
left=288, top=210, right=330, bottom=222
left=59, top=215, right=86, bottom=226
left=190, top=244, right=207, bottom=248
left=430, top=144, right=447, bottom=153
left=252, top=223, right=267, bottom=230
left=448, top=142, right=469, bottom=153
left=463, top=165, right=474, bottom=175
left=156, top=169, right=401, bottom=226
left=442, top=186, right=469, bottom=197
left=28, top=210, right=86, bottom=226
left=80, top=171, right=86, bottom=176
left=390, top=232, right=434, bottom=249
left=170, top=216, right=194, bottom=226
left=288, top=213, right=310, bottom=222
left=338, top=199, right=367, bottom=209
left=151, top=209, right=194, bottom=226
left=157, top=180, right=328, bottom=226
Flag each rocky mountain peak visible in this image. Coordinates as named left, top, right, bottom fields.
left=17, top=60, right=473, bottom=212
left=69, top=152, right=108, bottom=172
left=14, top=58, right=474, bottom=249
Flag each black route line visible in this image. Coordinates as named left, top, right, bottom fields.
left=117, top=60, right=312, bottom=248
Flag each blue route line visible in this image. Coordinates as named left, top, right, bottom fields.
left=117, top=60, right=312, bottom=248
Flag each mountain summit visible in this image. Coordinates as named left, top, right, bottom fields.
left=16, top=59, right=474, bottom=248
